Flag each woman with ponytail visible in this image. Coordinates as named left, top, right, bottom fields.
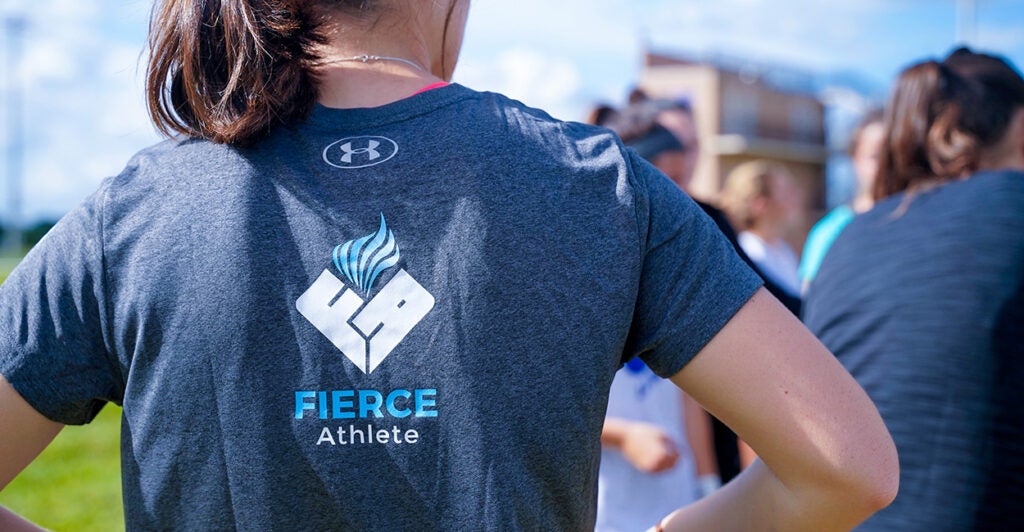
left=1, top=2, right=897, bottom=529
left=804, top=47, right=1024, bottom=530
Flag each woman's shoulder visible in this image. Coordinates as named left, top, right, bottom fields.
left=114, top=136, right=245, bottom=181
left=858, top=169, right=1024, bottom=230
left=87, top=136, right=252, bottom=226
left=465, top=86, right=624, bottom=151
left=107, top=135, right=258, bottom=193
left=949, top=169, right=1024, bottom=207
left=814, top=169, right=1024, bottom=285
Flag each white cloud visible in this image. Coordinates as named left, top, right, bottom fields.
left=977, top=24, right=1024, bottom=52
left=457, top=48, right=586, bottom=121
left=639, top=0, right=883, bottom=70
left=22, top=40, right=82, bottom=83
left=457, top=0, right=647, bottom=121
left=43, top=0, right=100, bottom=18
left=1, top=0, right=156, bottom=222
left=2, top=0, right=1023, bottom=224
left=464, top=0, right=639, bottom=56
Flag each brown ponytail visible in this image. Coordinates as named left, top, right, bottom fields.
left=874, top=61, right=980, bottom=199
left=146, top=0, right=323, bottom=146
left=875, top=48, right=1024, bottom=200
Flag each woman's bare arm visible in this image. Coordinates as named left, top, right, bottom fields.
left=0, top=375, right=62, bottom=531
left=738, top=437, right=758, bottom=470
left=657, top=288, right=898, bottom=531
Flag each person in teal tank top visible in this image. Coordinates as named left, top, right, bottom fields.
left=799, top=110, right=885, bottom=292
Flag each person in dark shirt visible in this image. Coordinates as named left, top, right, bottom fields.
left=804, top=47, right=1024, bottom=530
left=610, top=98, right=802, bottom=485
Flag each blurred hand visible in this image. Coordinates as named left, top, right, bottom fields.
left=621, top=422, right=680, bottom=473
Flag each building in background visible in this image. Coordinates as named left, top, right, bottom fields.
left=638, top=51, right=829, bottom=252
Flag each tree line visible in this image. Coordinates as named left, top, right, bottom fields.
left=0, top=220, right=58, bottom=252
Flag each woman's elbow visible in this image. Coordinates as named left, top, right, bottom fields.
left=837, top=427, right=900, bottom=520
left=862, top=436, right=900, bottom=512
left=796, top=415, right=900, bottom=528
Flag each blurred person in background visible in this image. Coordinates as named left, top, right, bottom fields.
left=612, top=95, right=805, bottom=480
left=648, top=99, right=793, bottom=480
left=585, top=102, right=619, bottom=127
left=720, top=160, right=806, bottom=300
left=0, top=0, right=898, bottom=530
left=597, top=339, right=717, bottom=531
left=595, top=118, right=722, bottom=532
left=623, top=94, right=803, bottom=316
left=803, top=46, right=1024, bottom=530
left=798, top=109, right=885, bottom=292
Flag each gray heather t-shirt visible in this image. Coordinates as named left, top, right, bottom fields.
left=804, top=170, right=1024, bottom=531
left=0, top=84, right=761, bottom=530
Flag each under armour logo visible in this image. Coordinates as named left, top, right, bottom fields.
left=339, top=140, right=380, bottom=163
left=323, top=136, right=399, bottom=169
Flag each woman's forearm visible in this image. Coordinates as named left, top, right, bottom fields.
left=0, top=506, right=46, bottom=532
left=656, top=458, right=890, bottom=531
left=662, top=289, right=898, bottom=530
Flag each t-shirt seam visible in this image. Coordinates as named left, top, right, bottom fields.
left=622, top=148, right=649, bottom=259
left=0, top=328, right=18, bottom=387
left=98, top=178, right=126, bottom=397
left=651, top=279, right=762, bottom=379
left=301, top=85, right=480, bottom=133
left=0, top=345, right=58, bottom=422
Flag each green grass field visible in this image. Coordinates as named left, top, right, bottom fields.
left=0, top=257, right=126, bottom=530
left=0, top=257, right=19, bottom=284
left=0, top=407, right=125, bottom=531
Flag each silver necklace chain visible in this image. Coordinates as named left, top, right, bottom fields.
left=319, top=54, right=427, bottom=73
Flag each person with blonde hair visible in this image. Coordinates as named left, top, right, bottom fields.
left=720, top=160, right=805, bottom=299
left=1, top=1, right=896, bottom=530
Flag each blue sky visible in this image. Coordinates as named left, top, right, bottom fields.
left=1, top=0, right=1023, bottom=223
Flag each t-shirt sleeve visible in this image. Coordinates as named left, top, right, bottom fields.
left=623, top=150, right=764, bottom=378
left=0, top=184, right=121, bottom=425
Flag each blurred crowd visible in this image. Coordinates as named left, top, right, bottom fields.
left=591, top=46, right=1024, bottom=532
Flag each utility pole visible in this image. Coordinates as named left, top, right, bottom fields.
left=956, top=0, right=978, bottom=45
left=3, top=15, right=25, bottom=256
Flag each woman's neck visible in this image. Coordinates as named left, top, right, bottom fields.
left=315, top=65, right=442, bottom=109
left=852, top=192, right=874, bottom=213
left=978, top=108, right=1024, bottom=172
left=312, top=15, right=442, bottom=108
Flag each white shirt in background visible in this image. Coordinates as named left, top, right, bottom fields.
left=738, top=231, right=801, bottom=298
left=596, top=363, right=698, bottom=532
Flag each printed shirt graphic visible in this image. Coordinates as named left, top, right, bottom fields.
left=0, top=84, right=764, bottom=530
left=296, top=213, right=435, bottom=374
